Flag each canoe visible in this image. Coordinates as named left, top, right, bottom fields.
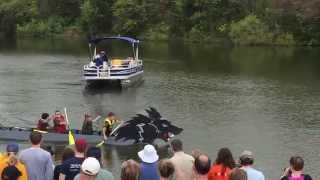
left=0, top=127, right=102, bottom=144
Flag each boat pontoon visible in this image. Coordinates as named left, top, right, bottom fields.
left=83, top=36, right=143, bottom=86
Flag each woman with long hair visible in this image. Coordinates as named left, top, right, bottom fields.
left=208, top=148, right=236, bottom=180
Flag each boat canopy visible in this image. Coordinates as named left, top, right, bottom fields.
left=89, top=36, right=140, bottom=45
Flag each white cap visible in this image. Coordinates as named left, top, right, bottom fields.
left=138, top=144, right=159, bottom=163
left=81, top=157, right=101, bottom=176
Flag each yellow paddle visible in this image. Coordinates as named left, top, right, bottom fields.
left=64, top=107, right=75, bottom=145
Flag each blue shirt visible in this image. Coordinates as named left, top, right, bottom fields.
left=60, top=157, right=85, bottom=180
left=140, top=162, right=159, bottom=180
left=244, top=167, right=265, bottom=180
left=19, top=147, right=54, bottom=180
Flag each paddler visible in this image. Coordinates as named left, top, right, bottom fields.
left=52, top=110, right=67, bottom=133
left=81, top=113, right=93, bottom=135
left=103, top=112, right=121, bottom=140
left=37, top=113, right=51, bottom=131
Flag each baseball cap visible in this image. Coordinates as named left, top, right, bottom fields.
left=7, top=143, right=19, bottom=153
left=81, top=157, right=100, bottom=176
left=240, top=150, right=254, bottom=160
left=75, top=138, right=87, bottom=153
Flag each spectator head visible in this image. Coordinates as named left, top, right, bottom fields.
left=290, top=156, right=304, bottom=171
left=215, top=147, right=236, bottom=169
left=6, top=143, right=19, bottom=155
left=41, top=113, right=49, bottom=119
left=171, top=139, right=183, bottom=152
left=158, top=159, right=175, bottom=179
left=75, top=138, right=87, bottom=153
left=86, top=146, right=102, bottom=164
left=43, top=145, right=54, bottom=156
left=138, top=144, right=159, bottom=163
left=121, top=159, right=140, bottom=180
left=239, top=150, right=254, bottom=166
left=62, top=147, right=75, bottom=162
left=108, top=112, right=115, bottom=117
left=29, top=131, right=42, bottom=145
left=229, top=168, right=247, bottom=180
left=81, top=157, right=100, bottom=176
left=194, top=154, right=211, bottom=175
left=191, top=149, right=202, bottom=159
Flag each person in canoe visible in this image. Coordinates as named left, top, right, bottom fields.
left=52, top=110, right=67, bottom=133
left=37, top=113, right=51, bottom=131
left=82, top=113, right=93, bottom=135
left=103, top=112, right=121, bottom=140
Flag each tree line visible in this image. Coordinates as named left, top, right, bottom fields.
left=0, top=0, right=320, bottom=45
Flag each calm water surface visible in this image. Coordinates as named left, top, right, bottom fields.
left=0, top=38, right=320, bottom=179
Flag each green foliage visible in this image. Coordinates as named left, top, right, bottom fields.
left=80, top=0, right=113, bottom=35
left=17, top=16, right=64, bottom=37
left=144, top=22, right=169, bottom=41
left=274, top=33, right=295, bottom=46
left=1, top=0, right=320, bottom=45
left=229, top=15, right=273, bottom=45
left=112, top=0, right=147, bottom=35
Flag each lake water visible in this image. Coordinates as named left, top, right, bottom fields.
left=0, top=38, right=320, bottom=179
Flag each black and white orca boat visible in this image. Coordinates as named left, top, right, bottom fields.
left=83, top=36, right=143, bottom=87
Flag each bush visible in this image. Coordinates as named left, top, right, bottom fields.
left=17, top=17, right=64, bottom=37
left=229, top=14, right=273, bottom=45
left=144, top=22, right=169, bottom=41
left=274, top=33, right=295, bottom=46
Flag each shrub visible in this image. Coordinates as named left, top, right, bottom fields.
left=229, top=14, right=273, bottom=45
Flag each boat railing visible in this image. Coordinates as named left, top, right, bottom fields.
left=83, top=59, right=143, bottom=78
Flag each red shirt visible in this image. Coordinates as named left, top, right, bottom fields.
left=208, top=164, right=231, bottom=180
left=53, top=115, right=67, bottom=133
left=37, top=119, right=49, bottom=131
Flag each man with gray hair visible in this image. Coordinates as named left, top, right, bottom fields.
left=239, top=150, right=265, bottom=180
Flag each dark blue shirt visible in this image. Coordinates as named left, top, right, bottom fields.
left=139, top=162, right=159, bottom=180
left=60, top=157, right=84, bottom=180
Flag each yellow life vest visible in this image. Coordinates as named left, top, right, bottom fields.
left=105, top=118, right=115, bottom=126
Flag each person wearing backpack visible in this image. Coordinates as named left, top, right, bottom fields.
left=281, top=156, right=312, bottom=180
left=0, top=143, right=27, bottom=180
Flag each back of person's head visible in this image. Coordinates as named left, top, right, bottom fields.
left=86, top=146, right=102, bottom=163
left=194, top=154, right=211, bottom=175
left=43, top=145, right=54, bottom=156
left=158, top=159, right=175, bottom=179
left=229, top=168, right=247, bottom=180
left=6, top=143, right=19, bottom=154
left=41, top=113, right=49, bottom=119
left=215, top=147, right=236, bottom=169
left=171, top=139, right=183, bottom=152
left=62, top=147, right=75, bottom=162
left=29, top=131, right=42, bottom=145
left=239, top=150, right=254, bottom=166
left=75, top=138, right=87, bottom=153
left=290, top=156, right=304, bottom=171
left=121, top=159, right=140, bottom=180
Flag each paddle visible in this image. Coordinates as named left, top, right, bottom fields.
left=64, top=107, right=75, bottom=145
left=96, top=120, right=124, bottom=147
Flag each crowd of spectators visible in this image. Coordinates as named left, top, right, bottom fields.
left=0, top=132, right=313, bottom=180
